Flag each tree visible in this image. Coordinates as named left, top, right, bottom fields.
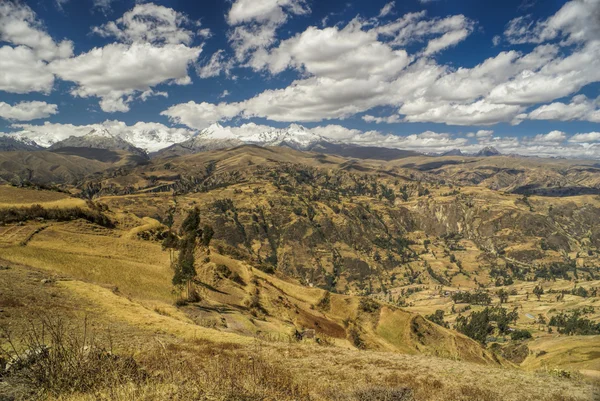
left=533, top=284, right=544, bottom=301
left=172, top=208, right=214, bottom=302
left=497, top=289, right=509, bottom=304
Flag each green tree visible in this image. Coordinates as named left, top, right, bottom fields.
left=533, top=284, right=544, bottom=301
left=172, top=208, right=214, bottom=302
left=497, top=289, right=509, bottom=304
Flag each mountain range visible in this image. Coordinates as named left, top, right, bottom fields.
left=0, top=123, right=500, bottom=161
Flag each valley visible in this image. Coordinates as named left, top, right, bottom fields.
left=1, top=144, right=600, bottom=400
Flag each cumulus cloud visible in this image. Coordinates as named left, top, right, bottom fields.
left=0, top=45, right=56, bottom=94
left=161, top=101, right=242, bottom=129
left=0, top=2, right=73, bottom=61
left=227, top=0, right=310, bottom=63
left=50, top=42, right=201, bottom=112
left=0, top=2, right=72, bottom=94
left=401, top=99, right=525, bottom=126
left=92, top=3, right=201, bottom=45
left=569, top=132, right=600, bottom=143
left=0, top=101, right=58, bottom=121
left=255, top=19, right=410, bottom=79
left=531, top=130, right=567, bottom=143
left=466, top=130, right=494, bottom=139
left=523, top=95, right=600, bottom=123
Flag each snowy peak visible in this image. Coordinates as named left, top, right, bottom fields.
left=86, top=128, right=115, bottom=139
left=476, top=146, right=501, bottom=157
left=50, top=129, right=147, bottom=157
left=242, top=124, right=326, bottom=150
left=0, top=135, right=42, bottom=151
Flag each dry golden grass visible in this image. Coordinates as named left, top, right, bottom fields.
left=0, top=185, right=85, bottom=208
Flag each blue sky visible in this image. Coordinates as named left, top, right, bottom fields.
left=1, top=0, right=600, bottom=157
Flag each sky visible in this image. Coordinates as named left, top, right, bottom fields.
left=0, top=0, right=600, bottom=157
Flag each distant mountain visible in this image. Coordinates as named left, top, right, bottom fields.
left=441, top=149, right=464, bottom=157
left=0, top=135, right=42, bottom=151
left=50, top=129, right=148, bottom=159
left=476, top=146, right=501, bottom=157
left=154, top=123, right=420, bottom=160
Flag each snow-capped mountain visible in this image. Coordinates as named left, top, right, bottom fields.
left=0, top=134, right=43, bottom=151
left=5, top=122, right=424, bottom=161
left=50, top=128, right=147, bottom=157
left=476, top=146, right=501, bottom=157
left=240, top=124, right=326, bottom=149
left=154, top=123, right=330, bottom=157
left=118, top=127, right=194, bottom=153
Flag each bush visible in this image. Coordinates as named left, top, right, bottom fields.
left=0, top=316, right=144, bottom=398
left=510, top=329, right=532, bottom=341
left=359, top=298, right=380, bottom=313
left=354, top=386, right=413, bottom=401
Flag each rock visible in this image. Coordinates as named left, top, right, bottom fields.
left=4, top=345, right=50, bottom=374
left=40, top=279, right=53, bottom=284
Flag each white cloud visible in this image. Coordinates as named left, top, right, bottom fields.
left=0, top=2, right=73, bottom=61
left=401, top=99, right=525, bottom=126
left=257, top=20, right=410, bottom=79
left=0, top=2, right=72, bottom=95
left=531, top=130, right=567, bottom=143
left=50, top=42, right=201, bottom=112
left=524, top=95, right=600, bottom=123
left=0, top=45, right=55, bottom=94
left=504, top=0, right=600, bottom=45
left=93, top=0, right=114, bottom=13
left=569, top=132, right=600, bottom=143
left=197, top=50, right=234, bottom=78
left=313, top=124, right=468, bottom=153
left=466, top=130, right=494, bottom=139
left=424, top=28, right=471, bottom=55
left=379, top=2, right=395, bottom=18
left=92, top=3, right=200, bottom=45
left=0, top=101, right=58, bottom=121
left=487, top=41, right=600, bottom=106
left=362, top=114, right=402, bottom=124
left=227, top=0, right=310, bottom=63
left=377, top=12, right=474, bottom=51
left=227, top=0, right=309, bottom=25
left=161, top=101, right=242, bottom=130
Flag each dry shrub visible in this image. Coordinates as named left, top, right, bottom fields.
left=0, top=316, right=144, bottom=400
left=1, top=316, right=311, bottom=401
left=353, top=386, right=413, bottom=401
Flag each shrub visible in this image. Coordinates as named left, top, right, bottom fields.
left=0, top=316, right=144, bottom=398
left=510, top=329, right=532, bottom=341
left=359, top=297, right=380, bottom=313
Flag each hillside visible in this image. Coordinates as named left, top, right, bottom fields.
left=1, top=147, right=600, bottom=400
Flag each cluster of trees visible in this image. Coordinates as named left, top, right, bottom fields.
left=534, top=261, right=577, bottom=281
left=455, top=306, right=519, bottom=344
left=548, top=309, right=600, bottom=335
left=0, top=204, right=113, bottom=228
left=426, top=310, right=449, bottom=328
left=451, top=290, right=492, bottom=305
